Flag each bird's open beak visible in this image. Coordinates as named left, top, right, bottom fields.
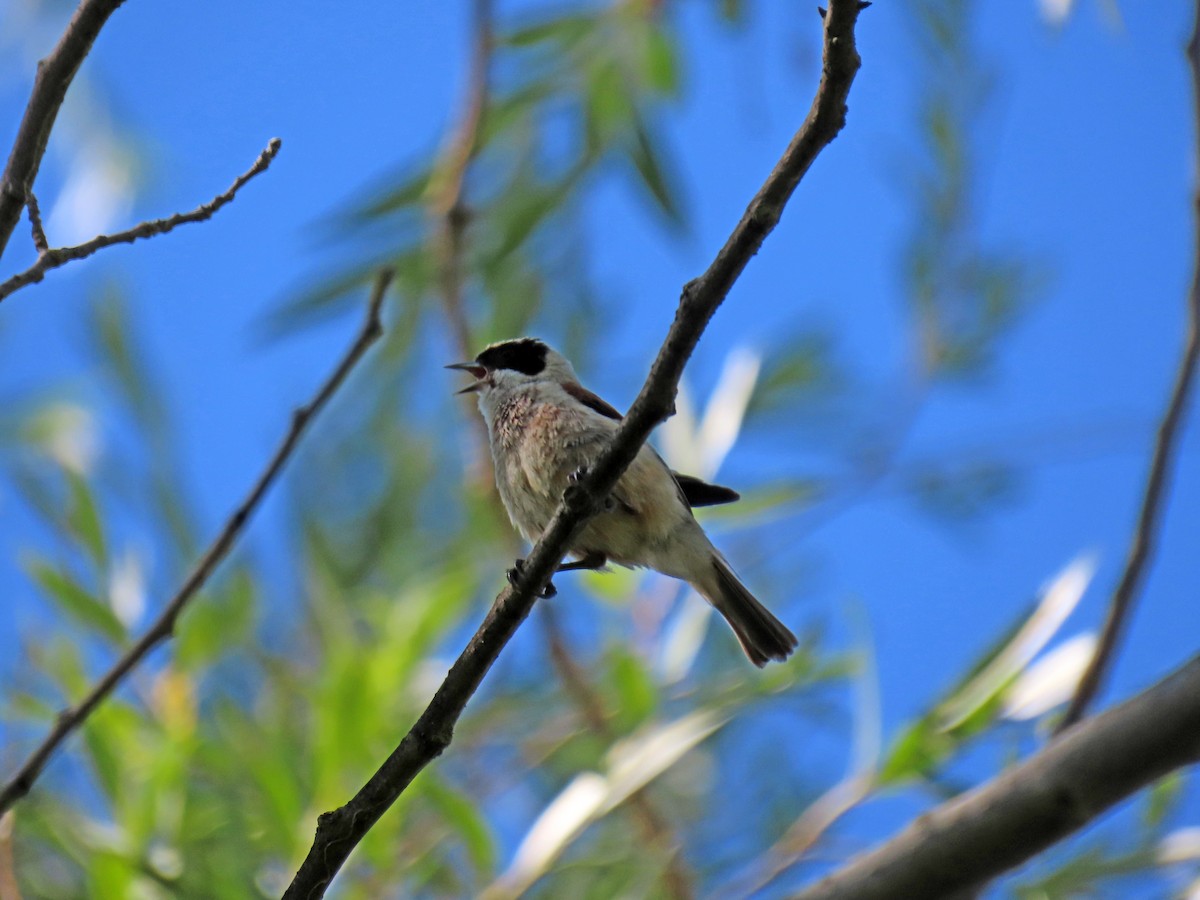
left=446, top=362, right=487, bottom=394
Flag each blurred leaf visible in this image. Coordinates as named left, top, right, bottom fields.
left=175, top=568, right=256, bottom=669
left=262, top=248, right=426, bottom=338
left=585, top=60, right=633, bottom=150
left=1144, top=771, right=1186, bottom=829
left=747, top=333, right=840, bottom=415
left=878, top=715, right=954, bottom=785
left=66, top=471, right=107, bottom=569
left=905, top=459, right=1019, bottom=521
left=606, top=645, right=658, bottom=731
left=717, top=0, right=747, bottom=25
left=626, top=109, right=683, bottom=224
left=83, top=701, right=142, bottom=804
left=424, top=775, right=497, bottom=878
left=26, top=558, right=125, bottom=645
left=504, top=13, right=597, bottom=49
left=641, top=25, right=680, bottom=96
left=89, top=285, right=165, bottom=427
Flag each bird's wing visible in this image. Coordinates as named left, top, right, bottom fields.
left=671, top=474, right=740, bottom=507
left=560, top=380, right=740, bottom=511
left=562, top=381, right=623, bottom=420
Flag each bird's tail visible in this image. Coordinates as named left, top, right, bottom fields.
left=698, top=555, right=797, bottom=667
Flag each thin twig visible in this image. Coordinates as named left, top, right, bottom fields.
left=26, top=192, right=48, bottom=254
left=0, top=268, right=394, bottom=816
left=793, top=653, right=1200, bottom=900
left=539, top=607, right=694, bottom=900
left=1056, top=1, right=1200, bottom=733
left=0, top=139, right=282, bottom=303
left=282, top=3, right=864, bottom=897
left=0, top=0, right=128, bottom=264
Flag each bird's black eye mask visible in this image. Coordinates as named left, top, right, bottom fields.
left=475, top=339, right=548, bottom=376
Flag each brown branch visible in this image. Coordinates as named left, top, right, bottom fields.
left=1056, top=0, right=1200, bottom=732
left=0, top=268, right=394, bottom=816
left=0, top=0, right=128, bottom=264
left=26, top=192, right=49, bottom=254
left=793, top=653, right=1200, bottom=900
left=432, top=0, right=495, bottom=486
left=539, top=606, right=694, bottom=900
left=0, top=138, right=282, bottom=303
left=282, top=2, right=864, bottom=897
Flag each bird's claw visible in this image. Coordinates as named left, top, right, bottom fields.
left=507, top=558, right=557, bottom=599
left=567, top=466, right=616, bottom=512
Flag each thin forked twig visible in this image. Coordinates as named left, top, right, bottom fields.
left=283, top=2, right=864, bottom=897
left=0, top=0, right=128, bottom=264
left=0, top=268, right=395, bottom=816
left=1056, top=2, right=1200, bottom=733
left=0, top=139, right=282, bottom=303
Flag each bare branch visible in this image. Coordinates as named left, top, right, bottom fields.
left=282, top=2, right=864, bottom=897
left=432, top=0, right=496, bottom=487
left=0, top=268, right=394, bottom=817
left=0, top=0, right=128, bottom=264
left=794, top=654, right=1200, bottom=900
left=26, top=192, right=49, bottom=254
left=0, top=138, right=282, bottom=303
left=1057, top=0, right=1200, bottom=732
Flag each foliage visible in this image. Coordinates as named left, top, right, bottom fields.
left=1, top=1, right=1196, bottom=899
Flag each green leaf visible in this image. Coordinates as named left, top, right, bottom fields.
left=66, top=471, right=108, bottom=568
left=1143, top=770, right=1186, bottom=828
left=89, top=285, right=165, bottom=427
left=504, top=13, right=596, bottom=49
left=877, top=715, right=953, bottom=785
left=423, top=775, right=497, bottom=877
left=585, top=60, right=633, bottom=150
left=27, top=558, right=125, bottom=644
left=642, top=26, right=680, bottom=96
left=606, top=645, right=658, bottom=730
left=176, top=568, right=256, bottom=668
left=626, top=110, right=683, bottom=224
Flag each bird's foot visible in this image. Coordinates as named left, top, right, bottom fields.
left=567, top=466, right=617, bottom=512
left=507, top=558, right=558, bottom=599
left=556, top=552, right=608, bottom=573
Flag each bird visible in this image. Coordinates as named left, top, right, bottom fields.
left=449, top=337, right=797, bottom=667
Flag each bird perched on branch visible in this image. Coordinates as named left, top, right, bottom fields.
left=449, top=337, right=797, bottom=666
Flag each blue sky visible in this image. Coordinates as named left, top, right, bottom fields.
left=1, top=0, right=1198, bottom=891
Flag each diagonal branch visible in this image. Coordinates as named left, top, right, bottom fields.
left=0, top=0, right=128, bottom=264
left=0, top=138, right=282, bottom=303
left=282, top=2, right=864, bottom=897
left=0, top=268, right=394, bottom=817
left=1056, top=0, right=1200, bottom=732
left=793, top=653, right=1200, bottom=900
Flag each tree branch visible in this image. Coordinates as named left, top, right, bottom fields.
left=0, top=0, right=128, bottom=264
left=1057, top=0, right=1200, bottom=732
left=0, top=268, right=394, bottom=817
left=0, top=138, right=282, bottom=303
left=26, top=191, right=49, bottom=254
left=794, top=653, right=1200, bottom=900
left=282, top=2, right=864, bottom=897
left=431, top=0, right=496, bottom=486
